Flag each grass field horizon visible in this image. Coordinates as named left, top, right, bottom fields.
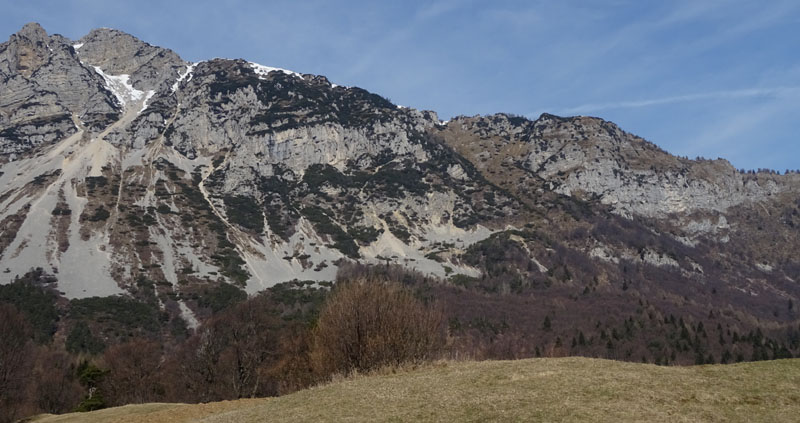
left=28, top=356, right=800, bottom=422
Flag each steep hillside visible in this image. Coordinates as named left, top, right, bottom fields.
left=1, top=23, right=799, bottom=365
left=29, top=357, right=800, bottom=423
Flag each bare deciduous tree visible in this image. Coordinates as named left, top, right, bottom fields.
left=99, top=338, right=164, bottom=406
left=311, top=277, right=445, bottom=378
left=164, top=294, right=280, bottom=402
left=33, top=346, right=83, bottom=414
left=0, top=304, right=34, bottom=423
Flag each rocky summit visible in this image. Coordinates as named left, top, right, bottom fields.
left=1, top=23, right=799, bottom=357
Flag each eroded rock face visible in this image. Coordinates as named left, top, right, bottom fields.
left=4, top=23, right=51, bottom=78
left=0, top=23, right=121, bottom=159
left=444, top=113, right=794, bottom=218
left=76, top=27, right=185, bottom=92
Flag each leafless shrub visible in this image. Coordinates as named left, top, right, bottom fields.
left=164, top=295, right=280, bottom=402
left=99, top=339, right=164, bottom=406
left=33, top=346, right=83, bottom=414
left=311, top=277, right=445, bottom=378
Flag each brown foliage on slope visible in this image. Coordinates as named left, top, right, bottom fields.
left=163, top=294, right=282, bottom=402
left=99, top=339, right=164, bottom=406
left=0, top=304, right=34, bottom=423
left=311, top=277, right=445, bottom=377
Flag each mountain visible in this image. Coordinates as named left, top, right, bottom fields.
left=1, top=23, right=799, bottom=363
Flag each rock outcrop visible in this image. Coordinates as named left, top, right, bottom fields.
left=76, top=27, right=185, bottom=93
left=442, top=113, right=794, bottom=218
left=0, top=23, right=120, bottom=159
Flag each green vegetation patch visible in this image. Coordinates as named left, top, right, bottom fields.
left=266, top=281, right=328, bottom=323
left=0, top=274, right=59, bottom=343
left=198, top=283, right=248, bottom=313
left=210, top=247, right=251, bottom=286
left=87, top=206, right=111, bottom=222
left=66, top=321, right=106, bottom=355
left=223, top=195, right=265, bottom=233
left=349, top=226, right=383, bottom=245
left=301, top=206, right=359, bottom=258
left=85, top=176, right=108, bottom=191
left=69, top=296, right=160, bottom=333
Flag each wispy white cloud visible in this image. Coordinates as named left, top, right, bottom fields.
left=672, top=0, right=800, bottom=58
left=677, top=90, right=799, bottom=168
left=344, top=0, right=471, bottom=78
left=555, top=86, right=800, bottom=115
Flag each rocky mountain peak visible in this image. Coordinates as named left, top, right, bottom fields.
left=77, top=27, right=185, bottom=92
left=9, top=22, right=51, bottom=50
left=0, top=23, right=127, bottom=160
left=15, top=21, right=48, bottom=38
left=4, top=22, right=52, bottom=77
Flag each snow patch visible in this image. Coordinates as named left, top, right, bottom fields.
left=756, top=262, right=773, bottom=273
left=139, top=90, right=156, bottom=113
left=179, top=301, right=199, bottom=330
left=72, top=43, right=84, bottom=50
left=171, top=62, right=198, bottom=93
left=92, top=66, right=146, bottom=110
left=249, top=62, right=303, bottom=79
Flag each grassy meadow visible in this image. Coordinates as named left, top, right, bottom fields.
left=29, top=357, right=800, bottom=422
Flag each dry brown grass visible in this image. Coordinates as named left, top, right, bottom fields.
left=30, top=357, right=800, bottom=423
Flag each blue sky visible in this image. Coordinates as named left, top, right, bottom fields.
left=2, top=0, right=799, bottom=170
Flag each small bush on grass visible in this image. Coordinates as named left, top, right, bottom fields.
left=311, top=277, right=444, bottom=378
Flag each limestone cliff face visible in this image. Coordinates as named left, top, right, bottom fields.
left=0, top=23, right=122, bottom=159
left=0, top=23, right=798, bottom=327
left=0, top=24, right=509, bottom=303
left=76, top=27, right=185, bottom=93
left=164, top=60, right=436, bottom=166
left=442, top=113, right=795, bottom=218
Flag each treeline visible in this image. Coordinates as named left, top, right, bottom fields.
left=737, top=168, right=800, bottom=175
